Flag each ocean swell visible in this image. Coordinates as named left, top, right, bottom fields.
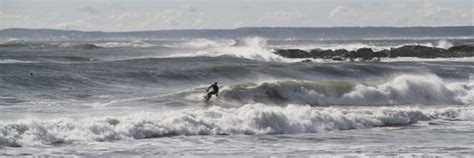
left=201, top=74, right=472, bottom=106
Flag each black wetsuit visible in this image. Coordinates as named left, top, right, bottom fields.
left=207, top=84, right=219, bottom=99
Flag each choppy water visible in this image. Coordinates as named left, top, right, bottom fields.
left=0, top=37, right=473, bottom=157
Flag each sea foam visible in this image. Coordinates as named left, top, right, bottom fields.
left=0, top=104, right=471, bottom=147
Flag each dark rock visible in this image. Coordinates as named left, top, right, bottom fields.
left=273, top=45, right=474, bottom=61
left=334, top=49, right=349, bottom=55
left=350, top=48, right=374, bottom=61
left=448, top=45, right=474, bottom=52
left=301, top=59, right=312, bottom=62
left=309, top=49, right=337, bottom=59
left=390, top=45, right=446, bottom=58
left=331, top=56, right=344, bottom=61
left=447, top=45, right=474, bottom=57
left=274, top=49, right=310, bottom=58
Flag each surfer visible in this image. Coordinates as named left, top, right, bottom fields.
left=206, top=82, right=219, bottom=101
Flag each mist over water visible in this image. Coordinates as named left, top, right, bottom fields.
left=0, top=34, right=473, bottom=156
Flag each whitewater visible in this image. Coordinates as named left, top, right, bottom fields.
left=0, top=37, right=473, bottom=157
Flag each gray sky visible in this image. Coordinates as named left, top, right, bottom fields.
left=0, top=0, right=472, bottom=31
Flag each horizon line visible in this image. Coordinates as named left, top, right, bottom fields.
left=2, top=25, right=473, bottom=33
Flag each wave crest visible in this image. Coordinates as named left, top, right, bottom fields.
left=190, top=74, right=472, bottom=106
left=167, top=37, right=297, bottom=62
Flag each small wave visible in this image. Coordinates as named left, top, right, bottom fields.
left=161, top=38, right=236, bottom=49
left=0, top=40, right=154, bottom=49
left=0, top=40, right=33, bottom=48
left=2, top=73, right=106, bottom=91
left=0, top=59, right=36, bottom=64
left=186, top=74, right=473, bottom=106
left=69, top=43, right=102, bottom=49
left=0, top=41, right=102, bottom=49
left=93, top=41, right=155, bottom=48
left=183, top=38, right=235, bottom=48
left=0, top=104, right=471, bottom=147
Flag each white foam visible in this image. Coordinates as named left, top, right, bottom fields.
left=435, top=40, right=454, bottom=49
left=0, top=104, right=471, bottom=147
left=167, top=37, right=299, bottom=62
left=447, top=81, right=474, bottom=105
left=94, top=41, right=155, bottom=48
left=340, top=74, right=463, bottom=105
left=0, top=39, right=27, bottom=45
left=380, top=57, right=474, bottom=62
left=0, top=59, right=36, bottom=64
left=214, top=37, right=296, bottom=62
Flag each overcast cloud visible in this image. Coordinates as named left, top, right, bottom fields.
left=0, top=0, right=471, bottom=31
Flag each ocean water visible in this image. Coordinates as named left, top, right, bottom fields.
left=0, top=37, right=473, bottom=157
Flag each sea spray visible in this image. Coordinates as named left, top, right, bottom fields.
left=165, top=37, right=298, bottom=62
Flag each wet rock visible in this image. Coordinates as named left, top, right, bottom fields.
left=273, top=45, right=474, bottom=61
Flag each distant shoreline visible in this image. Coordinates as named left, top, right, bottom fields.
left=1, top=26, right=473, bottom=33
left=1, top=26, right=473, bottom=41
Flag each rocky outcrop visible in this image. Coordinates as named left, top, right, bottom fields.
left=388, top=45, right=447, bottom=58
left=274, top=45, right=474, bottom=61
left=447, top=45, right=474, bottom=57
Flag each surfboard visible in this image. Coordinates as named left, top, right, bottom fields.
left=203, top=95, right=211, bottom=103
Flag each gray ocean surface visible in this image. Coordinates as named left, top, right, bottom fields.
left=0, top=37, right=473, bottom=157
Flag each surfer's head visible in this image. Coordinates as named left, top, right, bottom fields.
left=214, top=82, right=217, bottom=85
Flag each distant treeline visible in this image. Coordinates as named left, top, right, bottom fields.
left=0, top=26, right=472, bottom=40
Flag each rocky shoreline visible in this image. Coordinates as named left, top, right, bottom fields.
left=274, top=45, right=474, bottom=61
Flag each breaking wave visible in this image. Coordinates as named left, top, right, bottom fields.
left=186, top=74, right=473, bottom=106
left=168, top=37, right=298, bottom=62
left=0, top=104, right=471, bottom=147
